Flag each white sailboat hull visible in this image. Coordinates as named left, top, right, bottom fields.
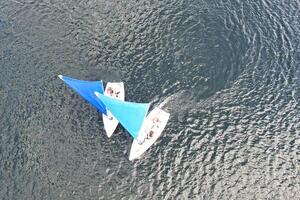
left=129, top=107, right=170, bottom=161
left=102, top=82, right=124, bottom=137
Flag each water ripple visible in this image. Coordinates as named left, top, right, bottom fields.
left=0, top=0, right=299, bottom=199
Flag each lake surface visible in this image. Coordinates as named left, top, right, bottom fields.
left=0, top=0, right=299, bottom=199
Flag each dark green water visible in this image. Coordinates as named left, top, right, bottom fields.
left=0, top=0, right=299, bottom=199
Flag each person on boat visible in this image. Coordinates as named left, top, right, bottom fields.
left=147, top=130, right=154, bottom=139
left=107, top=87, right=114, bottom=96
left=115, top=91, right=120, bottom=98
left=150, top=117, right=161, bottom=129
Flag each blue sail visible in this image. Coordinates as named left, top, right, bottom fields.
left=94, top=92, right=150, bottom=139
left=58, top=75, right=107, bottom=114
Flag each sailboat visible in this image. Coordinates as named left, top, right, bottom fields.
left=94, top=92, right=170, bottom=160
left=58, top=75, right=124, bottom=137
